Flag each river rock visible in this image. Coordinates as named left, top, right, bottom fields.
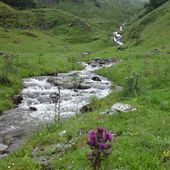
left=29, top=106, right=37, bottom=111
left=47, top=77, right=75, bottom=89
left=77, top=83, right=91, bottom=89
left=12, top=95, right=23, bottom=105
left=0, top=144, right=8, bottom=154
left=92, top=76, right=101, bottom=81
left=80, top=105, right=92, bottom=113
left=91, top=63, right=98, bottom=67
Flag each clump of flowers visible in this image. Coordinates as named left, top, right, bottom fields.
left=86, top=127, right=113, bottom=170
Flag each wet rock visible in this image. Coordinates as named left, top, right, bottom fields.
left=12, top=95, right=23, bottom=105
left=89, top=58, right=115, bottom=67
left=3, top=128, right=26, bottom=153
left=92, top=76, right=101, bottom=81
left=0, top=144, right=8, bottom=154
left=29, top=106, right=37, bottom=111
left=63, top=82, right=75, bottom=89
left=91, top=63, right=98, bottom=67
left=77, top=83, right=91, bottom=89
left=7, top=139, right=25, bottom=153
left=50, top=93, right=60, bottom=103
left=47, top=77, right=75, bottom=89
left=47, top=77, right=61, bottom=86
left=80, top=105, right=93, bottom=113
left=99, top=59, right=106, bottom=64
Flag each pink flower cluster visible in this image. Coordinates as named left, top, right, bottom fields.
left=87, top=127, right=113, bottom=151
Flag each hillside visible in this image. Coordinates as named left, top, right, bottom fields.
left=126, top=0, right=170, bottom=49
left=54, top=0, right=144, bottom=31
left=0, top=0, right=142, bottom=113
left=0, top=0, right=170, bottom=169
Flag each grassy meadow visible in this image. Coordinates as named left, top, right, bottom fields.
left=0, top=0, right=170, bottom=169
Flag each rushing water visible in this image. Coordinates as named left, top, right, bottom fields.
left=0, top=61, right=114, bottom=153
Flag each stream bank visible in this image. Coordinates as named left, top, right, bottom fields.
left=0, top=58, right=117, bottom=157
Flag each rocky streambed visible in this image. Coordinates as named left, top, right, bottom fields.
left=0, top=58, right=117, bottom=157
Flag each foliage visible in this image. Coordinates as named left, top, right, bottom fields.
left=0, top=54, right=17, bottom=84
left=123, top=72, right=140, bottom=97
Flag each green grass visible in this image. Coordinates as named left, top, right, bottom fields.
left=0, top=0, right=170, bottom=169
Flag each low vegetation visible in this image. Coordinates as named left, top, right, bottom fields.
left=0, top=0, right=170, bottom=169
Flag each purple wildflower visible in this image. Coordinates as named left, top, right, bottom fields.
left=97, top=127, right=105, bottom=135
left=104, top=132, right=113, bottom=142
left=99, top=142, right=107, bottom=151
left=87, top=130, right=97, bottom=146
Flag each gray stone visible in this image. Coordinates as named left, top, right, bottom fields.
left=12, top=95, right=23, bottom=105
left=100, top=103, right=136, bottom=115
left=77, top=83, right=91, bottom=89
left=0, top=144, right=8, bottom=154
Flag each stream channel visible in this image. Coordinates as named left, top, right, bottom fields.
left=0, top=59, right=117, bottom=156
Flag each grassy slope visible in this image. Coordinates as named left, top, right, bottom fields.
left=0, top=0, right=143, bottom=113
left=55, top=0, right=144, bottom=31
left=1, top=1, right=170, bottom=170
left=0, top=1, right=109, bottom=113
